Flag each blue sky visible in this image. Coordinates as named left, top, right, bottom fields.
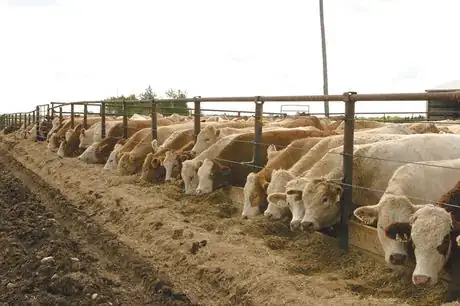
left=1, top=0, right=459, bottom=116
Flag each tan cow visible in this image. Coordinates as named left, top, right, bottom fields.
left=116, top=122, right=194, bottom=175
left=268, top=116, right=324, bottom=130
left=57, top=123, right=87, bottom=157
left=140, top=129, right=196, bottom=182
left=194, top=127, right=328, bottom=195
left=334, top=119, right=385, bottom=132
left=77, top=120, right=151, bottom=164
left=242, top=137, right=323, bottom=217
left=190, top=124, right=284, bottom=155
left=141, top=141, right=194, bottom=183
left=408, top=122, right=440, bottom=134
left=46, top=117, right=65, bottom=140
left=48, top=117, right=101, bottom=152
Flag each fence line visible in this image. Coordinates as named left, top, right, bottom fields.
left=2, top=90, right=460, bottom=252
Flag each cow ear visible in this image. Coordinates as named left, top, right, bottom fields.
left=384, top=222, right=412, bottom=242
left=151, top=140, right=159, bottom=151
left=286, top=188, right=302, bottom=197
left=262, top=181, right=269, bottom=192
left=353, top=204, right=379, bottom=225
left=151, top=158, right=160, bottom=167
left=267, top=144, right=276, bottom=154
left=267, top=193, right=287, bottom=208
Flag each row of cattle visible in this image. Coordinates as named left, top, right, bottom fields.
left=4, top=113, right=460, bottom=302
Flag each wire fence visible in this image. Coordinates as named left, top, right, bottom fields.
left=2, top=90, right=460, bottom=252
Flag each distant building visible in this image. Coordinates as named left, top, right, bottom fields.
left=426, top=80, right=460, bottom=121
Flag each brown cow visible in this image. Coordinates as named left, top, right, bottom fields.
left=194, top=127, right=327, bottom=195
left=140, top=129, right=195, bottom=182
left=48, top=117, right=101, bottom=152
left=141, top=141, right=195, bottom=183
left=77, top=120, right=151, bottom=164
left=57, top=123, right=86, bottom=157
left=116, top=121, right=194, bottom=175
left=243, top=137, right=323, bottom=217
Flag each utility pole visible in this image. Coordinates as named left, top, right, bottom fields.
left=319, top=0, right=330, bottom=117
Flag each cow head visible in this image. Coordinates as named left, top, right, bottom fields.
left=384, top=204, right=460, bottom=287
left=65, top=128, right=75, bottom=142
left=103, top=144, right=123, bottom=170
left=271, top=177, right=310, bottom=231
left=298, top=178, right=343, bottom=232
left=354, top=195, right=425, bottom=269
left=181, top=159, right=201, bottom=195
left=163, top=151, right=180, bottom=181
left=79, top=128, right=92, bottom=149
left=263, top=169, right=295, bottom=220
left=191, top=126, right=221, bottom=154
left=78, top=142, right=98, bottom=163
left=57, top=139, right=70, bottom=158
left=117, top=152, right=138, bottom=175
left=48, top=134, right=61, bottom=152
left=141, top=153, right=166, bottom=182
left=267, top=144, right=278, bottom=160
left=196, top=158, right=231, bottom=195
left=242, top=173, right=269, bottom=218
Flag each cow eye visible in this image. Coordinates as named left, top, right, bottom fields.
left=436, top=234, right=450, bottom=256
left=322, top=196, right=328, bottom=204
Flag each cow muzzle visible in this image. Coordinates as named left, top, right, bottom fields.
left=290, top=220, right=301, bottom=232
left=412, top=275, right=433, bottom=287
left=389, top=253, right=407, bottom=266
left=300, top=221, right=316, bottom=233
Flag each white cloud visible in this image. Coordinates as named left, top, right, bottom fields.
left=0, top=0, right=459, bottom=117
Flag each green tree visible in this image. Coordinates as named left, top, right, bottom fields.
left=160, top=88, right=189, bottom=116
left=103, top=86, right=190, bottom=117
left=138, top=85, right=157, bottom=101
left=105, top=87, right=152, bottom=116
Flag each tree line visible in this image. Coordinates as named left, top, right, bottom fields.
left=104, top=86, right=189, bottom=116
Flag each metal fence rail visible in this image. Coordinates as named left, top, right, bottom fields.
left=1, top=90, right=460, bottom=252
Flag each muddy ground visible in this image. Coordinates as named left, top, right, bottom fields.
left=0, top=134, right=458, bottom=305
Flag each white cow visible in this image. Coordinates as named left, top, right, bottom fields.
left=354, top=158, right=460, bottom=269
left=79, top=120, right=121, bottom=149
left=181, top=134, right=240, bottom=194
left=103, top=143, right=125, bottom=170
left=265, top=133, right=406, bottom=221
left=292, top=134, right=460, bottom=233
left=384, top=203, right=460, bottom=294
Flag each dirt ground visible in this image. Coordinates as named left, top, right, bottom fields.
left=1, top=134, right=459, bottom=306
left=0, top=154, right=191, bottom=305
